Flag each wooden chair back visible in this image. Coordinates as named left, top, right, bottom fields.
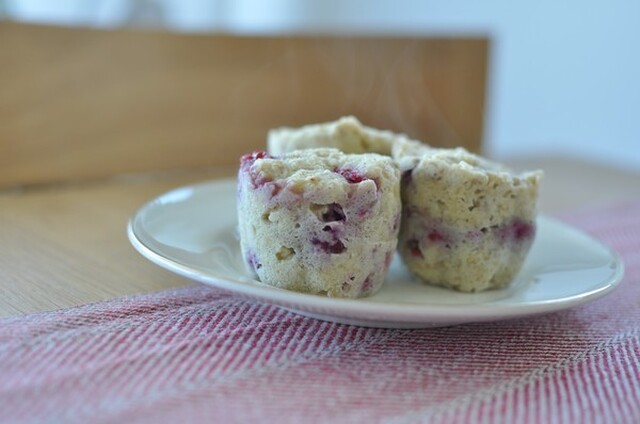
left=0, top=23, right=488, bottom=188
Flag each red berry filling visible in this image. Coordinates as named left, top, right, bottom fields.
left=406, top=239, right=423, bottom=258
left=495, top=219, right=535, bottom=244
left=311, top=238, right=346, bottom=254
left=321, top=224, right=343, bottom=239
left=361, top=275, right=373, bottom=292
left=512, top=220, right=535, bottom=241
left=240, top=151, right=271, bottom=167
left=239, top=151, right=285, bottom=196
left=246, top=251, right=262, bottom=272
left=427, top=229, right=447, bottom=243
left=335, top=167, right=366, bottom=184
left=335, top=167, right=381, bottom=192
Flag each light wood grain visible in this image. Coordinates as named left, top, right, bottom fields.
left=0, top=167, right=234, bottom=317
left=1, top=158, right=637, bottom=317
left=0, top=23, right=488, bottom=188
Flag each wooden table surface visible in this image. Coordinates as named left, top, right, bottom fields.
left=1, top=156, right=638, bottom=318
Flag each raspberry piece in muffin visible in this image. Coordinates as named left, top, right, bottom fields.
left=393, top=140, right=543, bottom=292
left=237, top=148, right=401, bottom=298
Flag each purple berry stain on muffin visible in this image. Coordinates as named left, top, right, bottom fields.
left=495, top=219, right=535, bottom=244
left=311, top=238, right=346, bottom=254
left=237, top=147, right=400, bottom=298
left=406, top=239, right=423, bottom=258
left=335, top=167, right=366, bottom=184
left=427, top=229, right=447, bottom=243
left=240, top=151, right=270, bottom=172
left=321, top=224, right=343, bottom=239
left=512, top=220, right=535, bottom=242
left=240, top=151, right=274, bottom=189
left=505, top=219, right=535, bottom=243
left=361, top=275, right=373, bottom=293
left=246, top=251, right=262, bottom=272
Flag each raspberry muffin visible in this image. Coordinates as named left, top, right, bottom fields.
left=393, top=140, right=542, bottom=292
left=267, top=116, right=410, bottom=156
left=237, top=148, right=401, bottom=298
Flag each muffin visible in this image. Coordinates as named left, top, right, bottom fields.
left=237, top=148, right=401, bottom=298
left=267, top=116, right=410, bottom=156
left=393, top=140, right=542, bottom=292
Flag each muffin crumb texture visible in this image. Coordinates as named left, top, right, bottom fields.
left=393, top=141, right=542, bottom=292
left=237, top=148, right=401, bottom=298
left=238, top=117, right=542, bottom=296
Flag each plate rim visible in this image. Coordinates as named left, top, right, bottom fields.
left=127, top=178, right=625, bottom=325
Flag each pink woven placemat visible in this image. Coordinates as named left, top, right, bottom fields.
left=1, top=201, right=639, bottom=424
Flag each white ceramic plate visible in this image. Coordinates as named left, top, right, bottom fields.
left=128, top=179, right=624, bottom=328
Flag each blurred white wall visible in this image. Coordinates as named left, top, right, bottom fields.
left=4, top=0, right=639, bottom=170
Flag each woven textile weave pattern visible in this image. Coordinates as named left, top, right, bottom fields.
left=1, top=201, right=639, bottom=423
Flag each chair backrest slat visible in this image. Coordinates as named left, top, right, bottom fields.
left=0, top=23, right=488, bottom=187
